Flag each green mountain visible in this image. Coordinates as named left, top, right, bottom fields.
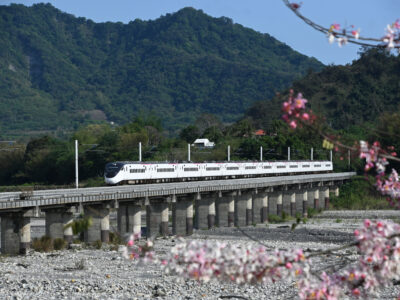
left=246, top=49, right=400, bottom=130
left=0, top=3, right=323, bottom=138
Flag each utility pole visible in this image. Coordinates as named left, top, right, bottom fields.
left=348, top=149, right=351, bottom=169
left=228, top=145, right=230, bottom=162
left=188, top=144, right=191, bottom=161
left=288, top=147, right=291, bottom=161
left=311, top=147, right=314, bottom=161
left=139, top=142, right=142, bottom=162
left=260, top=146, right=263, bottom=161
left=75, top=140, right=78, bottom=189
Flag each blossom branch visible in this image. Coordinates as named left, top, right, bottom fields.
left=283, top=0, right=400, bottom=49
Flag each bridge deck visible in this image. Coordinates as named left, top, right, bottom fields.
left=0, top=172, right=355, bottom=212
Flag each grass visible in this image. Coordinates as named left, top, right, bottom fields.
left=32, top=236, right=68, bottom=252
left=32, top=236, right=54, bottom=252
left=307, top=207, right=322, bottom=218
left=92, top=240, right=102, bottom=249
left=109, top=231, right=123, bottom=245
left=331, top=176, right=392, bottom=210
left=53, top=238, right=67, bottom=250
left=268, top=211, right=294, bottom=224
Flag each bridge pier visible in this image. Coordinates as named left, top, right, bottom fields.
left=228, top=192, right=235, bottom=227
left=246, top=191, right=253, bottom=226
left=83, top=204, right=110, bottom=244
left=194, top=193, right=208, bottom=230
left=276, top=192, right=283, bottom=217
left=215, top=192, right=229, bottom=227
left=298, top=190, right=308, bottom=217
left=208, top=194, right=216, bottom=229
left=215, top=191, right=236, bottom=227
left=261, top=192, right=269, bottom=223
left=146, top=199, right=168, bottom=238
left=252, top=190, right=264, bottom=224
left=334, top=186, right=339, bottom=197
left=44, top=207, right=74, bottom=244
left=313, top=189, right=320, bottom=210
left=172, top=196, right=192, bottom=236
left=322, top=187, right=330, bottom=209
left=117, top=202, right=142, bottom=239
left=1, top=212, right=32, bottom=255
left=235, top=190, right=249, bottom=227
left=289, top=191, right=296, bottom=217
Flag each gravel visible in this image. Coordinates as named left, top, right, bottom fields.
left=1, top=210, right=400, bottom=299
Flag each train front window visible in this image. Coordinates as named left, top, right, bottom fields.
left=105, top=163, right=124, bottom=178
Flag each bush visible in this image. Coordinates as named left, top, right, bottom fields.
left=64, top=215, right=92, bottom=236
left=307, top=207, right=321, bottom=218
left=331, top=177, right=391, bottom=210
left=92, top=240, right=102, bottom=249
left=53, top=238, right=66, bottom=250
left=109, top=231, right=122, bottom=245
left=268, top=214, right=284, bottom=223
left=32, top=236, right=53, bottom=252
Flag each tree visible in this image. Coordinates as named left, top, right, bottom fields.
left=179, top=125, right=200, bottom=143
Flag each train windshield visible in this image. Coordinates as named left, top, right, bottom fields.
left=104, top=162, right=124, bottom=178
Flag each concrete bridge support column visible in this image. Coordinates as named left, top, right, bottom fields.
left=117, top=204, right=128, bottom=237
left=100, top=208, right=110, bottom=243
left=235, top=191, right=248, bottom=227
left=334, top=186, right=339, bottom=197
left=300, top=190, right=308, bottom=217
left=252, top=190, right=264, bottom=224
left=44, top=207, right=74, bottom=244
left=63, top=213, right=74, bottom=244
left=313, top=189, right=320, bottom=210
left=131, top=205, right=142, bottom=238
left=322, top=187, right=330, bottom=209
left=261, top=193, right=269, bottom=223
left=228, top=192, right=236, bottom=227
left=20, top=217, right=31, bottom=254
left=172, top=197, right=190, bottom=236
left=118, top=203, right=142, bottom=239
left=194, top=193, right=209, bottom=230
left=187, top=200, right=194, bottom=235
left=84, top=204, right=110, bottom=244
left=215, top=192, right=229, bottom=227
left=1, top=213, right=31, bottom=255
left=246, top=192, right=253, bottom=226
left=208, top=196, right=216, bottom=229
left=289, top=192, right=296, bottom=217
left=160, top=203, right=169, bottom=237
left=276, top=193, right=283, bottom=217
left=146, top=200, right=169, bottom=239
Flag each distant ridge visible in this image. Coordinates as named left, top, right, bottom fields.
left=246, top=49, right=400, bottom=130
left=0, top=3, right=323, bottom=137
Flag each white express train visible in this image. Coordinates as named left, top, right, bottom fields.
left=104, top=160, right=333, bottom=185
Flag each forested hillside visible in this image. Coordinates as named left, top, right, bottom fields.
left=0, top=3, right=323, bottom=138
left=246, top=49, right=400, bottom=130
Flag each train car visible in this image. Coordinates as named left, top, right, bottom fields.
left=104, top=160, right=333, bottom=185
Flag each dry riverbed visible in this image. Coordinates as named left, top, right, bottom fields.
left=1, top=210, right=400, bottom=299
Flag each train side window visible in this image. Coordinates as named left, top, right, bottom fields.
left=184, top=168, right=199, bottom=172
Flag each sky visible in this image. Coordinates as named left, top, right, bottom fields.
left=1, top=0, right=399, bottom=65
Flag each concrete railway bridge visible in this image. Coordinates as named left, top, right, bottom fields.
left=0, top=172, right=355, bottom=254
